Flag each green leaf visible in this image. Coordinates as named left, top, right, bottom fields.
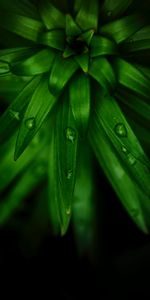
left=73, top=143, right=96, bottom=255
left=0, top=47, right=36, bottom=63
left=93, top=90, right=150, bottom=196
left=0, top=60, right=10, bottom=75
left=38, top=0, right=65, bottom=30
left=80, top=29, right=94, bottom=46
left=89, top=57, right=116, bottom=91
left=48, top=96, right=79, bottom=235
left=66, top=14, right=81, bottom=37
left=114, top=58, right=150, bottom=99
left=116, top=87, right=150, bottom=122
left=0, top=126, right=48, bottom=193
left=0, top=74, right=30, bottom=101
left=38, top=29, right=65, bottom=51
left=49, top=54, right=78, bottom=95
left=11, top=48, right=55, bottom=76
left=0, top=76, right=41, bottom=144
left=76, top=0, right=99, bottom=31
left=121, top=25, right=150, bottom=52
left=75, top=53, right=89, bottom=73
left=69, top=72, right=90, bottom=135
left=100, top=14, right=146, bottom=44
left=0, top=0, right=39, bottom=19
left=90, top=36, right=118, bottom=57
left=101, top=0, right=133, bottom=20
left=0, top=10, right=44, bottom=42
left=89, top=110, right=149, bottom=233
left=15, top=75, right=57, bottom=160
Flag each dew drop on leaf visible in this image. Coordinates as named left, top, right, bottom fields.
left=66, top=169, right=73, bottom=180
left=107, top=11, right=112, bottom=17
left=9, top=109, right=20, bottom=121
left=121, top=146, right=128, bottom=154
left=25, top=117, right=35, bottom=130
left=65, top=127, right=76, bottom=143
left=66, top=207, right=71, bottom=215
left=127, top=154, right=137, bottom=166
left=114, top=123, right=127, bottom=138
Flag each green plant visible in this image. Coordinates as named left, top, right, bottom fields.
left=0, top=0, right=150, bottom=253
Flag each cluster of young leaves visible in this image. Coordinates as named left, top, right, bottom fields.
left=0, top=0, right=150, bottom=252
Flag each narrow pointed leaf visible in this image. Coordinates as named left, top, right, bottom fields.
left=114, top=58, right=150, bottom=99
left=116, top=88, right=150, bottom=122
left=90, top=36, right=118, bottom=57
left=39, top=30, right=65, bottom=51
left=76, top=0, right=99, bottom=31
left=93, top=90, right=150, bottom=196
left=122, top=25, right=150, bottom=53
left=73, top=144, right=96, bottom=255
left=0, top=60, right=10, bottom=75
left=89, top=112, right=148, bottom=233
left=80, top=29, right=95, bottom=46
left=11, top=49, right=55, bottom=76
left=49, top=54, right=78, bottom=95
left=101, top=0, right=133, bottom=20
left=38, top=0, right=65, bottom=30
left=0, top=47, right=36, bottom=63
left=15, top=75, right=57, bottom=160
left=100, top=14, right=146, bottom=44
left=89, top=57, right=116, bottom=91
left=0, top=76, right=41, bottom=144
left=0, top=11, right=44, bottom=42
left=0, top=74, right=30, bottom=100
left=0, top=0, right=39, bottom=19
left=49, top=96, right=79, bottom=234
left=62, top=46, right=75, bottom=58
left=75, top=53, right=89, bottom=73
left=66, top=14, right=81, bottom=36
left=69, top=72, right=90, bottom=135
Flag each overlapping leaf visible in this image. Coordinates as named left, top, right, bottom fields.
left=76, top=0, right=99, bottom=31
left=15, top=75, right=57, bottom=160
left=38, top=0, right=65, bottom=30
left=49, top=95, right=79, bottom=234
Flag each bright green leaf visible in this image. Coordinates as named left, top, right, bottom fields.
left=76, top=0, right=99, bottom=31
left=38, top=0, right=65, bottom=30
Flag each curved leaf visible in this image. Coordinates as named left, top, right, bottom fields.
left=89, top=57, right=116, bottom=91
left=121, top=25, right=150, bottom=53
left=15, top=75, right=57, bottom=160
left=0, top=76, right=41, bottom=144
left=0, top=10, right=44, bottom=42
left=38, top=29, right=65, bottom=50
left=49, top=54, right=78, bottom=95
left=89, top=110, right=149, bottom=233
left=66, top=14, right=81, bottom=37
left=69, top=72, right=90, bottom=135
left=76, top=0, right=99, bottom=31
left=11, top=48, right=55, bottom=76
left=0, top=47, right=36, bottom=63
left=48, top=95, right=79, bottom=235
left=90, top=36, right=118, bottom=57
left=93, top=90, right=150, bottom=196
left=38, top=0, right=65, bottom=30
left=100, top=14, right=146, bottom=44
left=101, top=0, right=133, bottom=20
left=114, top=58, right=150, bottom=99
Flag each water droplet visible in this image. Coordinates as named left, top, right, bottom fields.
left=131, top=208, right=139, bottom=218
left=66, top=207, right=71, bottom=215
left=107, top=11, right=112, bottom=17
left=25, top=117, right=35, bottom=130
left=121, top=146, right=128, bottom=154
left=66, top=169, right=73, bottom=180
left=9, top=109, right=20, bottom=121
left=127, top=154, right=137, bottom=166
left=114, top=123, right=127, bottom=138
left=65, top=127, right=76, bottom=143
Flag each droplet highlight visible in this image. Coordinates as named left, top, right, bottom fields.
left=65, top=127, right=76, bottom=143
left=114, top=123, right=127, bottom=138
left=25, top=117, right=35, bottom=130
left=121, top=146, right=128, bottom=154
left=107, top=11, right=112, bottom=17
left=9, top=109, right=20, bottom=121
left=127, top=154, right=137, bottom=166
left=66, top=169, right=73, bottom=180
left=66, top=207, right=71, bottom=215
